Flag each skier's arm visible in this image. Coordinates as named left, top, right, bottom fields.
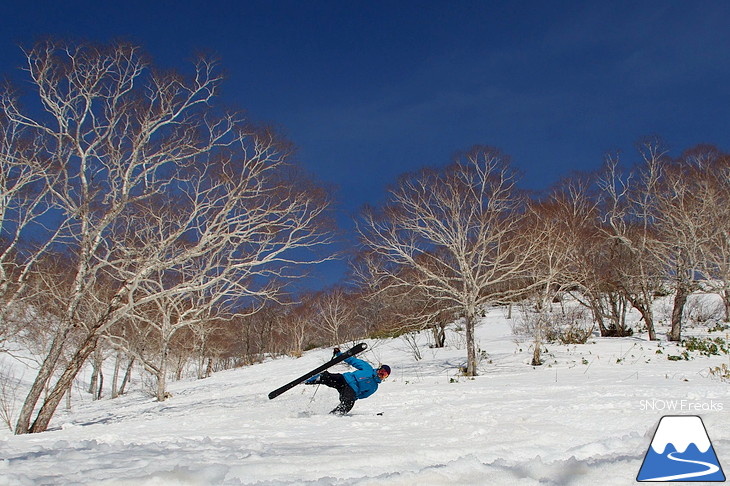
left=332, top=348, right=374, bottom=372
left=342, top=355, right=374, bottom=372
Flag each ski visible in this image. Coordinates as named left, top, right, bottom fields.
left=268, top=343, right=368, bottom=400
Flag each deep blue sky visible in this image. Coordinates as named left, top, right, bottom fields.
left=3, top=1, right=729, bottom=288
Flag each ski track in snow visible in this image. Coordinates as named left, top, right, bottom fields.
left=1, top=299, right=729, bottom=485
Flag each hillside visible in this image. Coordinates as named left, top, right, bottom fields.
left=1, top=299, right=728, bottom=485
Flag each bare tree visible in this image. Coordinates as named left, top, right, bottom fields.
left=649, top=146, right=723, bottom=340
left=0, top=360, right=20, bottom=431
left=6, top=41, right=221, bottom=433
left=3, top=41, right=333, bottom=434
left=543, top=174, right=628, bottom=337
left=597, top=148, right=665, bottom=341
left=602, top=143, right=725, bottom=341
left=120, top=275, right=219, bottom=401
left=358, top=147, right=540, bottom=375
left=677, top=146, right=730, bottom=322
left=521, top=180, right=593, bottom=365
left=87, top=344, right=106, bottom=400
left=232, top=303, right=286, bottom=365
left=0, top=106, right=64, bottom=348
left=108, top=346, right=135, bottom=399
left=311, top=286, right=357, bottom=345
left=352, top=251, right=455, bottom=346
left=283, top=297, right=318, bottom=357
left=188, top=318, right=224, bottom=379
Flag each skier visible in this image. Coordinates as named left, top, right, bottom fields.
left=305, top=347, right=391, bottom=415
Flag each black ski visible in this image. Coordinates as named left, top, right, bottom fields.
left=268, top=343, right=367, bottom=400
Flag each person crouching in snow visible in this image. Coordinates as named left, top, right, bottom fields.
left=305, top=348, right=390, bottom=415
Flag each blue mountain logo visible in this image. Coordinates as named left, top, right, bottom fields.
left=637, top=415, right=726, bottom=482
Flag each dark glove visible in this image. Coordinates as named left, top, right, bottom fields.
left=333, top=347, right=341, bottom=358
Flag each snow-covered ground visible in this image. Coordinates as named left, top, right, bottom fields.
left=1, top=300, right=728, bottom=485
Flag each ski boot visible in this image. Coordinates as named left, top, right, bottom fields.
left=304, top=374, right=321, bottom=385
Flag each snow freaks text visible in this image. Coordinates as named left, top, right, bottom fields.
left=640, top=399, right=724, bottom=412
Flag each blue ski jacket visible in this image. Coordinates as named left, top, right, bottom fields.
left=339, top=354, right=381, bottom=400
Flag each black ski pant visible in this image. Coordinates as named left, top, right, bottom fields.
left=318, top=371, right=356, bottom=415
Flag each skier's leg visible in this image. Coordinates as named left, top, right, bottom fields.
left=312, top=371, right=340, bottom=387
left=331, top=386, right=356, bottom=415
left=305, top=371, right=355, bottom=414
left=307, top=371, right=349, bottom=392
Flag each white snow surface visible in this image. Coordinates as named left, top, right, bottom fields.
left=1, top=304, right=729, bottom=485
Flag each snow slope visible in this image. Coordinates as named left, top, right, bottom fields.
left=1, top=305, right=728, bottom=485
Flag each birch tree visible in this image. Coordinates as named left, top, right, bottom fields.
left=352, top=252, right=454, bottom=346
left=0, top=108, right=63, bottom=348
left=358, top=146, right=540, bottom=375
left=312, top=286, right=357, bottom=345
left=597, top=149, right=664, bottom=341
left=650, top=146, right=718, bottom=340
left=655, top=146, right=730, bottom=323
left=603, top=143, right=724, bottom=341
left=692, top=147, right=730, bottom=321
left=521, top=177, right=596, bottom=364
left=284, top=297, right=317, bottom=357
left=543, top=175, right=622, bottom=336
left=3, top=40, right=332, bottom=434
left=119, top=273, right=219, bottom=402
